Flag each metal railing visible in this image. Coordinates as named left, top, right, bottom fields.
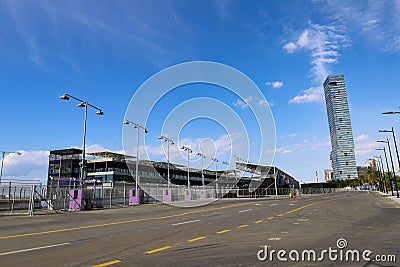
left=1, top=180, right=345, bottom=215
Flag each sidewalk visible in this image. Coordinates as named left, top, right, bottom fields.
left=379, top=191, right=400, bottom=205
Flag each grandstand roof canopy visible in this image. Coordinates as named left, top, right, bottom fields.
left=87, top=151, right=136, bottom=160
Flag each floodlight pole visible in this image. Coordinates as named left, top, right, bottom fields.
left=123, top=120, right=148, bottom=191
left=159, top=136, right=174, bottom=190
left=180, top=146, right=192, bottom=189
left=197, top=152, right=206, bottom=188
left=59, top=93, right=103, bottom=188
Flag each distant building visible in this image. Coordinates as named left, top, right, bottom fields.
left=324, top=169, right=334, bottom=182
left=357, top=166, right=368, bottom=179
left=365, top=158, right=377, bottom=170
left=324, top=74, right=358, bottom=180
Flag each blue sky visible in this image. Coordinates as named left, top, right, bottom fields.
left=1, top=0, right=399, bottom=184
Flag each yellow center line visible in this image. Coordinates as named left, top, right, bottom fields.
left=92, top=260, right=121, bottom=267
left=238, top=224, right=249, bottom=228
left=267, top=216, right=275, bottom=220
left=0, top=202, right=257, bottom=240
left=254, top=220, right=263, bottom=224
left=188, top=236, right=207, bottom=242
left=216, top=230, right=231, bottom=234
left=145, top=246, right=173, bottom=255
left=277, top=214, right=284, bottom=217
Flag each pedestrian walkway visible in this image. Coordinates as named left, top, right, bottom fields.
left=379, top=191, right=400, bottom=205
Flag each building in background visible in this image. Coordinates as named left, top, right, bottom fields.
left=48, top=148, right=82, bottom=187
left=324, top=169, right=334, bottom=182
left=357, top=166, right=367, bottom=179
left=365, top=158, right=377, bottom=170
left=324, top=74, right=358, bottom=180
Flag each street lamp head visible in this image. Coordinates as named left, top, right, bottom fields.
left=171, top=141, right=174, bottom=145
left=158, top=136, right=163, bottom=140
left=96, top=110, right=104, bottom=116
left=77, top=102, right=86, bottom=108
left=382, top=111, right=400, bottom=115
left=143, top=128, right=148, bottom=134
left=180, top=146, right=184, bottom=150
left=59, top=94, right=70, bottom=100
left=123, top=120, right=130, bottom=125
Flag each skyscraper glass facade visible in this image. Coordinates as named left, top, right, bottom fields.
left=323, top=74, right=358, bottom=180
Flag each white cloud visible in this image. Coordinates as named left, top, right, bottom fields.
left=355, top=134, right=369, bottom=142
left=319, top=0, right=400, bottom=53
left=258, top=99, right=273, bottom=108
left=267, top=147, right=292, bottom=155
left=354, top=141, right=376, bottom=157
left=284, top=23, right=347, bottom=104
left=283, top=133, right=297, bottom=138
left=232, top=96, right=252, bottom=109
left=283, top=42, right=297, bottom=53
left=289, top=86, right=324, bottom=104
left=1, top=150, right=49, bottom=184
left=266, top=81, right=283, bottom=88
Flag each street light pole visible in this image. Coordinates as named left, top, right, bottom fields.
left=380, top=127, right=400, bottom=197
left=180, top=146, right=192, bottom=188
left=123, top=120, right=148, bottom=192
left=222, top=161, right=229, bottom=177
left=159, top=136, right=174, bottom=191
left=212, top=157, right=219, bottom=192
left=374, top=156, right=386, bottom=193
left=196, top=152, right=206, bottom=188
left=376, top=147, right=394, bottom=196
left=378, top=139, right=399, bottom=198
left=59, top=93, right=103, bottom=188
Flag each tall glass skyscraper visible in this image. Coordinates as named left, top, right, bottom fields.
left=323, top=74, right=358, bottom=180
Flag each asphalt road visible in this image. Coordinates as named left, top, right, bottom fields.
left=0, top=191, right=399, bottom=267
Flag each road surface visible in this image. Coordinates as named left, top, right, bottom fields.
left=0, top=191, right=399, bottom=266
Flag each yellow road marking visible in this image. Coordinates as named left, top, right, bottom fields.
left=216, top=230, right=231, bottom=234
left=145, top=246, right=173, bottom=255
left=254, top=220, right=263, bottom=224
left=267, top=216, right=275, bottom=220
left=238, top=224, right=249, bottom=228
left=188, top=236, right=207, bottom=242
left=92, top=260, right=121, bottom=267
left=0, top=202, right=256, bottom=240
left=277, top=214, right=284, bottom=217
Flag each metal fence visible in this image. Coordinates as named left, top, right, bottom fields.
left=0, top=182, right=45, bottom=215
left=1, top=180, right=345, bottom=215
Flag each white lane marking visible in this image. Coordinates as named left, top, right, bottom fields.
left=270, top=204, right=278, bottom=206
left=239, top=209, right=252, bottom=213
left=172, top=219, right=200, bottom=226
left=296, top=218, right=309, bottom=222
left=289, top=204, right=296, bottom=206
left=0, top=242, right=70, bottom=256
left=254, top=204, right=261, bottom=206
left=293, top=222, right=300, bottom=225
left=281, top=232, right=289, bottom=234
left=268, top=237, right=282, bottom=241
